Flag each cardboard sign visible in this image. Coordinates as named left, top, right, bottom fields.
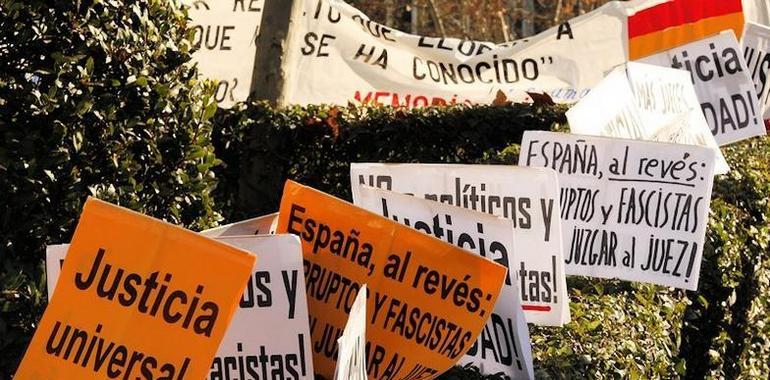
left=356, top=186, right=534, bottom=379
left=184, top=0, right=263, bottom=107
left=744, top=0, right=770, bottom=27
left=334, top=284, right=368, bottom=380
left=207, top=236, right=314, bottom=380
left=638, top=31, right=767, bottom=145
left=276, top=180, right=507, bottom=380
left=519, top=131, right=716, bottom=290
left=567, top=66, right=647, bottom=139
left=45, top=244, right=68, bottom=300
left=350, top=163, right=569, bottom=327
left=201, top=212, right=279, bottom=237
left=742, top=22, right=770, bottom=124
left=567, top=62, right=729, bottom=174
left=45, top=235, right=314, bottom=380
left=17, top=198, right=255, bottom=379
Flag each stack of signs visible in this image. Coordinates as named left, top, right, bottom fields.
left=567, top=62, right=729, bottom=174
left=276, top=180, right=508, bottom=379
left=334, top=285, right=368, bottom=380
left=519, top=131, right=716, bottom=290
left=18, top=198, right=256, bottom=379
left=350, top=163, right=570, bottom=327
left=356, top=186, right=534, bottom=379
left=637, top=31, right=767, bottom=145
left=45, top=235, right=314, bottom=379
left=184, top=0, right=263, bottom=107
left=742, top=22, right=770, bottom=128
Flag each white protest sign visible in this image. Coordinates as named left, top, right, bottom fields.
left=283, top=0, right=633, bottom=106
left=566, top=67, right=647, bottom=139
left=334, top=284, right=368, bottom=380
left=638, top=31, right=767, bottom=145
left=742, top=22, right=770, bottom=125
left=45, top=235, right=314, bottom=379
left=184, top=0, right=263, bottom=107
left=744, top=0, right=770, bottom=27
left=350, top=163, right=569, bottom=326
left=201, top=212, right=279, bottom=237
left=519, top=131, right=716, bottom=290
left=208, top=235, right=313, bottom=380
left=356, top=186, right=534, bottom=379
left=45, top=244, right=68, bottom=299
left=568, top=62, right=729, bottom=174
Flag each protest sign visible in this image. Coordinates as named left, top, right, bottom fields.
left=567, top=62, right=729, bottom=174
left=356, top=186, right=534, bottom=379
left=519, top=131, right=716, bottom=290
left=201, top=212, right=279, bottom=237
left=744, top=0, right=770, bottom=27
left=334, top=284, right=368, bottom=380
left=627, top=0, right=745, bottom=60
left=566, top=66, right=647, bottom=139
left=207, top=236, right=313, bottom=380
left=17, top=198, right=255, bottom=379
left=276, top=180, right=507, bottom=379
left=742, top=22, right=770, bottom=126
left=350, top=163, right=569, bottom=327
left=638, top=31, right=767, bottom=145
left=45, top=244, right=68, bottom=300
left=184, top=0, right=262, bottom=107
left=44, top=235, right=313, bottom=380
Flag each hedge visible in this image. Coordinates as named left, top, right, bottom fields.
left=2, top=0, right=769, bottom=378
left=212, top=101, right=770, bottom=379
left=0, top=0, right=220, bottom=374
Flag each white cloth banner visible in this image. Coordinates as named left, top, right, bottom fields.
left=567, top=62, right=729, bottom=174
left=638, top=31, right=767, bottom=145
left=333, top=284, right=368, bottom=380
left=742, top=22, right=770, bottom=125
left=284, top=0, right=636, bottom=106
left=356, top=186, right=534, bottom=379
left=46, top=234, right=315, bottom=379
left=350, top=163, right=570, bottom=326
left=519, top=131, right=716, bottom=290
left=184, top=0, right=263, bottom=107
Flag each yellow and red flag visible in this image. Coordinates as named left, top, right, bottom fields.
left=628, top=0, right=744, bottom=60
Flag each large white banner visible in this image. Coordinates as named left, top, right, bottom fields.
left=744, top=0, right=770, bottom=27
left=567, top=62, right=729, bottom=174
left=638, top=31, right=767, bottom=145
left=356, top=186, right=534, bottom=379
left=519, top=131, right=716, bottom=290
left=46, top=235, right=315, bottom=379
left=742, top=22, right=770, bottom=126
left=184, top=0, right=263, bottom=107
left=350, top=163, right=569, bottom=326
left=284, top=0, right=636, bottom=106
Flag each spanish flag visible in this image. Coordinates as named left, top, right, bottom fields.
left=628, top=0, right=744, bottom=60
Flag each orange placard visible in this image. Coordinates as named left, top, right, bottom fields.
left=277, top=181, right=507, bottom=380
left=15, top=198, right=256, bottom=379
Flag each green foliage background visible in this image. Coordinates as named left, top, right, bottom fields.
left=1, top=0, right=769, bottom=379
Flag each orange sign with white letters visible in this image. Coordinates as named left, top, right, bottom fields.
left=15, top=198, right=255, bottom=380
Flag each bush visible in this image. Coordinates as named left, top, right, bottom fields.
left=0, top=0, right=220, bottom=374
